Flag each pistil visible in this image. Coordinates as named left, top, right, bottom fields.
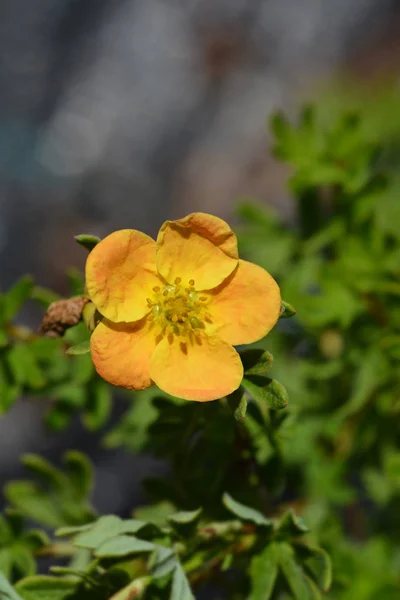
left=147, top=278, right=211, bottom=338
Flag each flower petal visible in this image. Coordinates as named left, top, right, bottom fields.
left=207, top=260, right=281, bottom=345
left=90, top=318, right=158, bottom=390
left=149, top=333, right=243, bottom=401
left=156, top=213, right=238, bottom=290
left=86, top=229, right=161, bottom=323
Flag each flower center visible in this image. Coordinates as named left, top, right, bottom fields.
left=146, top=278, right=211, bottom=337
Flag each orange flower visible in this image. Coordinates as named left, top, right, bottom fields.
left=86, top=213, right=281, bottom=401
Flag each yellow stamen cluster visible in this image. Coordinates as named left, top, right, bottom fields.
left=147, top=277, right=212, bottom=337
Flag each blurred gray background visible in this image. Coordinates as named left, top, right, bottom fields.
left=0, top=0, right=399, bottom=514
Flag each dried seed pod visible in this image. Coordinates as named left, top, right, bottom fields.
left=39, top=296, right=90, bottom=338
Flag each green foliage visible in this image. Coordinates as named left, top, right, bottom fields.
left=4, top=452, right=96, bottom=528
left=0, top=571, right=25, bottom=600
left=0, top=511, right=49, bottom=582
left=2, top=93, right=400, bottom=598
left=15, top=576, right=80, bottom=600
left=222, top=493, right=273, bottom=527
left=0, top=486, right=328, bottom=600
left=66, top=341, right=91, bottom=355
left=236, top=99, right=400, bottom=599
left=0, top=275, right=111, bottom=430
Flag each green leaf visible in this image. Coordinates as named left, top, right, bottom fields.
left=227, top=388, right=248, bottom=421
left=298, top=545, right=332, bottom=592
left=5, top=452, right=95, bottom=528
left=109, top=519, right=146, bottom=536
left=270, top=112, right=291, bottom=143
left=362, top=468, right=392, bottom=505
left=335, top=347, right=386, bottom=420
left=50, top=383, right=86, bottom=409
left=301, top=279, right=362, bottom=328
left=221, top=553, right=233, bottom=571
left=0, top=362, right=20, bottom=413
left=3, top=276, right=33, bottom=322
left=279, top=300, right=297, bottom=319
left=5, top=482, right=65, bottom=529
left=71, top=515, right=146, bottom=550
left=303, top=219, right=345, bottom=255
left=242, top=376, right=289, bottom=410
left=21, top=529, right=50, bottom=552
left=243, top=410, right=275, bottom=465
left=167, top=508, right=202, bottom=538
left=134, top=502, right=176, bottom=526
left=384, top=450, right=400, bottom=485
left=15, top=576, right=78, bottom=600
left=66, top=268, right=85, bottom=297
left=240, top=350, right=274, bottom=376
left=0, top=549, right=13, bottom=581
left=0, top=327, right=8, bottom=347
left=82, top=303, right=97, bottom=333
left=152, top=547, right=177, bottom=579
left=5, top=510, right=24, bottom=537
left=249, top=543, right=279, bottom=600
left=103, top=388, right=160, bottom=452
left=222, top=493, right=272, bottom=527
left=94, top=535, right=155, bottom=558
left=168, top=508, right=202, bottom=526
left=0, top=511, right=49, bottom=582
left=55, top=523, right=93, bottom=538
left=276, top=510, right=309, bottom=539
left=82, top=382, right=111, bottom=431
left=0, top=515, right=13, bottom=542
left=170, top=563, right=194, bottom=600
left=277, top=543, right=320, bottom=600
left=65, top=341, right=90, bottom=355
left=74, top=234, right=101, bottom=252
left=64, top=451, right=93, bottom=502
left=44, top=406, right=73, bottom=432
left=6, top=344, right=45, bottom=389
left=30, top=286, right=60, bottom=310
left=0, top=571, right=24, bottom=600
left=10, top=548, right=36, bottom=581
left=70, top=353, right=93, bottom=385
left=73, top=515, right=124, bottom=549
left=0, top=293, right=4, bottom=324
left=234, top=393, right=247, bottom=421
left=22, top=455, right=65, bottom=489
